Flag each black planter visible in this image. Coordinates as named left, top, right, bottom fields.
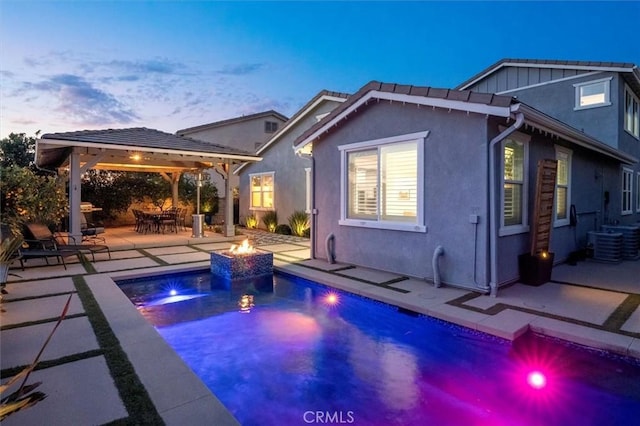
left=518, top=252, right=554, bottom=286
left=204, top=213, right=213, bottom=225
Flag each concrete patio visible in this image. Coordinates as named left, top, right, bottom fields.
left=1, top=226, right=639, bottom=424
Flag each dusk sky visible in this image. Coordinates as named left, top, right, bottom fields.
left=1, top=1, right=639, bottom=139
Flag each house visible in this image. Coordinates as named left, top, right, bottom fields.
left=176, top=110, right=288, bottom=223
left=293, top=81, right=637, bottom=296
left=457, top=59, right=640, bottom=228
left=235, top=90, right=349, bottom=228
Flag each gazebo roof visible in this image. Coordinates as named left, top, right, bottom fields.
left=36, top=127, right=261, bottom=173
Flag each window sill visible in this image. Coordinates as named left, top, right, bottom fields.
left=573, top=102, right=611, bottom=111
left=554, top=219, right=570, bottom=228
left=250, top=207, right=275, bottom=212
left=498, top=225, right=530, bottom=237
left=623, top=128, right=640, bottom=140
left=339, top=219, right=426, bottom=233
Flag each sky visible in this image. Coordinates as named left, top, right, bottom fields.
left=1, top=1, right=639, bottom=139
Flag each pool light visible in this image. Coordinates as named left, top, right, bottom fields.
left=325, top=293, right=339, bottom=305
left=526, top=370, right=547, bottom=390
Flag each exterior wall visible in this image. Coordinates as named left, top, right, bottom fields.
left=312, top=101, right=489, bottom=289
left=468, top=69, right=640, bottom=226
left=469, top=66, right=590, bottom=94
left=181, top=114, right=286, bottom=202
left=493, top=128, right=624, bottom=284
left=239, top=100, right=344, bottom=229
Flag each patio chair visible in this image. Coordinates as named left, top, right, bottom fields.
left=81, top=212, right=106, bottom=243
left=24, top=223, right=111, bottom=262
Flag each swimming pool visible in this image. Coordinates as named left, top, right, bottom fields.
left=118, top=270, right=640, bottom=425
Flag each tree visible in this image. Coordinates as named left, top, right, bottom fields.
left=0, top=132, right=38, bottom=169
left=0, top=166, right=68, bottom=233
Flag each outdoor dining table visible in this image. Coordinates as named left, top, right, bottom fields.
left=140, top=210, right=178, bottom=234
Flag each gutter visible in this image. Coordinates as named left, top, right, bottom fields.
left=488, top=106, right=525, bottom=296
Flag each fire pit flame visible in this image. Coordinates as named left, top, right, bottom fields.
left=229, top=239, right=255, bottom=255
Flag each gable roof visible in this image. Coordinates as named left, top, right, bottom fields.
left=234, top=89, right=349, bottom=175
left=456, top=58, right=640, bottom=93
left=293, top=81, right=516, bottom=150
left=293, top=80, right=636, bottom=165
left=37, top=127, right=260, bottom=173
left=176, top=110, right=289, bottom=136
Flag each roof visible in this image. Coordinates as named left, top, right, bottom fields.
left=293, top=80, right=636, bottom=166
left=176, top=110, right=289, bottom=136
left=37, top=127, right=260, bottom=173
left=234, top=89, right=349, bottom=175
left=294, top=81, right=516, bottom=150
left=456, top=58, right=640, bottom=92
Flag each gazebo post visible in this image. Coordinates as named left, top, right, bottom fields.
left=224, top=160, right=234, bottom=237
left=68, top=148, right=82, bottom=243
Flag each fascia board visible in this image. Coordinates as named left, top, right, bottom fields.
left=294, top=91, right=511, bottom=151
left=36, top=138, right=261, bottom=162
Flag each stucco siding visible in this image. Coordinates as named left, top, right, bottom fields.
left=239, top=100, right=344, bottom=228
left=313, top=102, right=490, bottom=289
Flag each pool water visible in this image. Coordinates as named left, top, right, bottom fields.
left=118, top=271, right=640, bottom=426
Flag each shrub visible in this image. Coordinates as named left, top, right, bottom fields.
left=303, top=227, right=311, bottom=238
left=288, top=210, right=310, bottom=237
left=262, top=211, right=278, bottom=232
left=275, top=224, right=292, bottom=235
left=245, top=214, right=258, bottom=229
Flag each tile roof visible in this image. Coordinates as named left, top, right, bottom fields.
left=293, top=81, right=515, bottom=148
left=42, top=127, right=256, bottom=157
left=456, top=58, right=639, bottom=90
left=176, top=110, right=289, bottom=135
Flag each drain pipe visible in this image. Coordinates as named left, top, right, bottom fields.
left=325, top=233, right=336, bottom=264
left=488, top=107, right=525, bottom=296
left=432, top=245, right=444, bottom=287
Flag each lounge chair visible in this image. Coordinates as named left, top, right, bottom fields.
left=24, top=223, right=111, bottom=262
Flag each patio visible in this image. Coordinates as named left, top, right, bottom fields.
left=1, top=227, right=639, bottom=424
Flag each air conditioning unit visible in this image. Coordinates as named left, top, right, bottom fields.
left=587, top=231, right=623, bottom=263
left=600, top=225, right=640, bottom=260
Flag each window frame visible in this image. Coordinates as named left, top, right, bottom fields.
left=338, top=131, right=428, bottom=233
left=637, top=172, right=640, bottom=213
left=573, top=77, right=612, bottom=110
left=249, top=171, right=275, bottom=211
left=264, top=121, right=278, bottom=133
left=624, top=84, right=640, bottom=139
left=622, top=167, right=633, bottom=215
left=499, top=132, right=530, bottom=236
left=554, top=146, right=572, bottom=227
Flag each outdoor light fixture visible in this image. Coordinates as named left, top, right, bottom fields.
left=526, top=371, right=547, bottom=390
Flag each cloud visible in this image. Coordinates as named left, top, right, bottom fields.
left=21, top=74, right=139, bottom=126
left=216, top=63, right=265, bottom=76
left=105, top=58, right=188, bottom=75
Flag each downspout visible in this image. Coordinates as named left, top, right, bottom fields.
left=296, top=151, right=316, bottom=259
left=488, top=107, right=525, bottom=297
left=432, top=245, right=444, bottom=287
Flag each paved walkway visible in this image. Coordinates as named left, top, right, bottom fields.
left=1, top=227, right=639, bottom=424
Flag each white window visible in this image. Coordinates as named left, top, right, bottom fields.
left=554, top=147, right=572, bottom=227
left=249, top=172, right=274, bottom=210
left=574, top=77, right=612, bottom=110
left=500, top=134, right=530, bottom=236
left=622, top=167, right=633, bottom=215
left=624, top=85, right=640, bottom=138
left=637, top=172, right=640, bottom=213
left=339, top=131, right=427, bottom=232
left=305, top=167, right=311, bottom=213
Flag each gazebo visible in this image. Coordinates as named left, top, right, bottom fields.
left=35, top=127, right=261, bottom=241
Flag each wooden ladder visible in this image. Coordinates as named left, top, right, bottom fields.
left=530, top=159, right=558, bottom=256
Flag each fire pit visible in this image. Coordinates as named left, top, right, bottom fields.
left=210, top=239, right=273, bottom=281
